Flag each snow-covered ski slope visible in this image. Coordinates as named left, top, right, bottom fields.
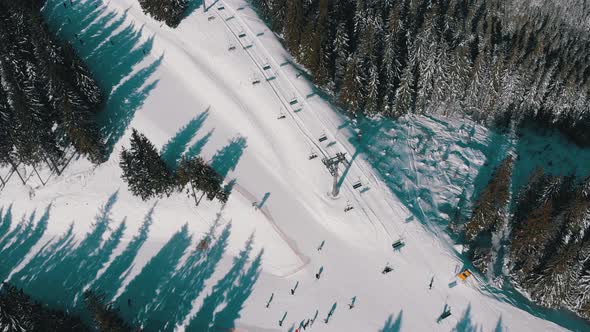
left=0, top=0, right=586, bottom=330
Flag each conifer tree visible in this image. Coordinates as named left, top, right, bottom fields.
left=284, top=0, right=304, bottom=55
left=120, top=129, right=174, bottom=200
left=138, top=0, right=189, bottom=28
left=83, top=291, right=138, bottom=332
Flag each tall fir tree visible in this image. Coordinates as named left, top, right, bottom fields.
left=120, top=129, right=174, bottom=200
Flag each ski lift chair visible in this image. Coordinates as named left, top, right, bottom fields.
left=392, top=239, right=405, bottom=250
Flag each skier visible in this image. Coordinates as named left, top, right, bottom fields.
left=437, top=305, right=452, bottom=323
left=316, top=266, right=324, bottom=279
left=382, top=263, right=393, bottom=274
left=291, top=281, right=299, bottom=295
left=429, top=276, right=435, bottom=290
left=279, top=311, right=287, bottom=327
left=349, top=296, right=357, bottom=309
left=324, top=302, right=337, bottom=323
left=317, top=240, right=325, bottom=251
left=310, top=310, right=318, bottom=327
left=266, top=293, right=274, bottom=308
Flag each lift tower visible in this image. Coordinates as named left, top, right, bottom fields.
left=322, top=152, right=348, bottom=197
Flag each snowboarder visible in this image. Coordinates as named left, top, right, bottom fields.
left=317, top=240, right=325, bottom=251
left=429, top=276, right=434, bottom=290
left=266, top=293, right=274, bottom=308
left=324, top=302, right=337, bottom=323
left=316, top=266, right=324, bottom=279
left=349, top=296, right=356, bottom=309
left=382, top=263, right=393, bottom=274
left=291, top=281, right=299, bottom=295
left=279, top=311, right=287, bottom=326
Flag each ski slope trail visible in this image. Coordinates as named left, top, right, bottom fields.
left=0, top=0, right=585, bottom=331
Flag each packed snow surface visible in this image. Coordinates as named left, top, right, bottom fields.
left=1, top=0, right=588, bottom=331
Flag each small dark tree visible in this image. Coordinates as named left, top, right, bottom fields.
left=176, top=156, right=228, bottom=205
left=138, top=0, right=189, bottom=28
left=120, top=129, right=174, bottom=200
left=0, top=282, right=89, bottom=331
left=83, top=290, right=138, bottom=332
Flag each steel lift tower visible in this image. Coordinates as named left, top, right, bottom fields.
left=322, top=152, right=348, bottom=197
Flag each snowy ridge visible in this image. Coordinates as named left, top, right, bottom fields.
left=0, top=0, right=583, bottom=331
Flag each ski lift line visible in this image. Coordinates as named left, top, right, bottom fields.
left=219, top=0, right=400, bottom=242
left=223, top=2, right=376, bottom=183
left=215, top=11, right=330, bottom=161
left=220, top=0, right=379, bottom=192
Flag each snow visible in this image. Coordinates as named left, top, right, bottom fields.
left=0, top=0, right=586, bottom=331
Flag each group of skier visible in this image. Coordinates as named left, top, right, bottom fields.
left=267, top=240, right=361, bottom=330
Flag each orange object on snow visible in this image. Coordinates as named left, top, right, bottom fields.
left=458, top=269, right=472, bottom=280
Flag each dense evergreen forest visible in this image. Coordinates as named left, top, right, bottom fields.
left=251, top=0, right=590, bottom=145
left=0, top=0, right=106, bottom=168
left=461, top=158, right=590, bottom=321
left=0, top=283, right=135, bottom=331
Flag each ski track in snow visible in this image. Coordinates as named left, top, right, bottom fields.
left=0, top=0, right=585, bottom=331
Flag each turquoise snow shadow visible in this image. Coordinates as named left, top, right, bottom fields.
left=142, top=220, right=231, bottom=331
left=185, top=235, right=262, bottom=331
left=210, top=136, right=248, bottom=179
left=0, top=205, right=13, bottom=242
left=184, top=0, right=205, bottom=19
left=42, top=0, right=162, bottom=158
left=115, top=224, right=193, bottom=326
left=380, top=310, right=403, bottom=332
left=161, top=110, right=210, bottom=169
left=452, top=304, right=480, bottom=332
left=91, top=203, right=155, bottom=301
left=0, top=205, right=50, bottom=281
left=11, top=192, right=124, bottom=312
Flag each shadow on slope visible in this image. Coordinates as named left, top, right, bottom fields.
left=185, top=235, right=262, bottom=331
left=115, top=224, right=193, bottom=326
left=160, top=110, right=210, bottom=169
left=11, top=192, right=124, bottom=311
left=380, top=310, right=403, bottom=332
left=143, top=217, right=231, bottom=331
left=0, top=204, right=14, bottom=242
left=0, top=205, right=50, bottom=281
left=43, top=0, right=162, bottom=157
left=91, top=203, right=156, bottom=301
left=210, top=136, right=248, bottom=179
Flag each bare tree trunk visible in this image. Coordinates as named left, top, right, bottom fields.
left=8, top=158, right=26, bottom=185
left=197, top=191, right=206, bottom=206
